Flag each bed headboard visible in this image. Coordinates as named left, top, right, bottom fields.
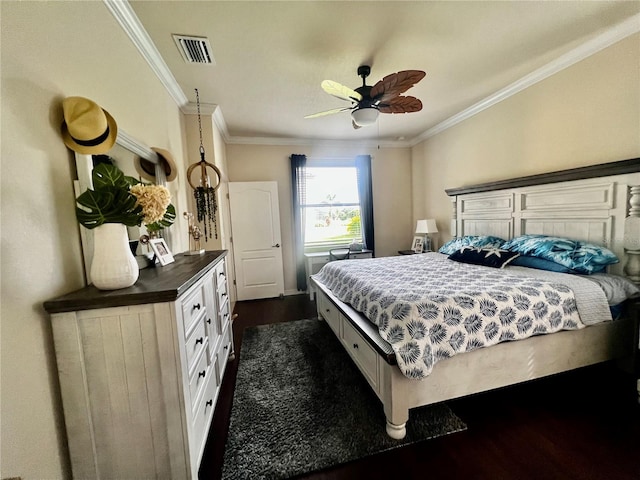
left=445, top=158, right=640, bottom=284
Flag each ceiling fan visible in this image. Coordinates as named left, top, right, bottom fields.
left=305, top=65, right=426, bottom=128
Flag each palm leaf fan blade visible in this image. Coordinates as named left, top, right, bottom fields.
left=321, top=80, right=363, bottom=103
left=370, top=70, right=426, bottom=103
left=304, top=107, right=352, bottom=119
left=378, top=96, right=423, bottom=114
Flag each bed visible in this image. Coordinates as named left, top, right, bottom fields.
left=310, top=158, right=640, bottom=439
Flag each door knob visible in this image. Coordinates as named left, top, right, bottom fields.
left=272, top=243, right=280, bottom=248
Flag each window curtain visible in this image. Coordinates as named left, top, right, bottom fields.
left=291, top=154, right=307, bottom=291
left=355, top=155, right=375, bottom=255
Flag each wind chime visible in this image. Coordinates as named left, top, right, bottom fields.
left=186, top=88, right=222, bottom=240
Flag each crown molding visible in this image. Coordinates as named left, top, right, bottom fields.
left=180, top=102, right=231, bottom=143
left=103, top=0, right=188, bottom=107
left=410, top=12, right=640, bottom=146
left=223, top=135, right=410, bottom=148
left=109, top=1, right=638, bottom=148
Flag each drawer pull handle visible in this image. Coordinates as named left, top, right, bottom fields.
left=224, top=345, right=228, bottom=350
left=207, top=318, right=212, bottom=324
left=192, top=303, right=201, bottom=312
left=206, top=399, right=213, bottom=408
left=219, top=272, right=225, bottom=277
left=198, top=370, right=206, bottom=379
left=196, top=337, right=204, bottom=345
left=224, top=313, right=229, bottom=319
left=353, top=343, right=359, bottom=350
left=325, top=309, right=330, bottom=313
left=221, top=292, right=227, bottom=297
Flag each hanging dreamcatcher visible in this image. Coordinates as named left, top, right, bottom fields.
left=186, top=88, right=222, bottom=240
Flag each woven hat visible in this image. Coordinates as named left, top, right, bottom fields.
left=61, top=96, right=117, bottom=154
left=135, top=147, right=178, bottom=182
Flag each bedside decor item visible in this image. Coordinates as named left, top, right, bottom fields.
left=75, top=163, right=176, bottom=289
left=186, top=88, right=222, bottom=240
left=149, top=238, right=175, bottom=266
left=411, top=235, right=424, bottom=253
left=415, top=218, right=438, bottom=251
left=60, top=96, right=117, bottom=154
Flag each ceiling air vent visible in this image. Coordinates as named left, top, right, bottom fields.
left=172, top=34, right=215, bottom=65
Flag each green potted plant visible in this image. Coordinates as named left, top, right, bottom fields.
left=76, top=163, right=176, bottom=290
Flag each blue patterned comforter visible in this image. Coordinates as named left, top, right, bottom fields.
left=313, top=253, right=594, bottom=380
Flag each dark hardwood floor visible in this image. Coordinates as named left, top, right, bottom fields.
left=199, top=294, right=640, bottom=480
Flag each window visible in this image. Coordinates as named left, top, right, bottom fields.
left=301, top=163, right=363, bottom=250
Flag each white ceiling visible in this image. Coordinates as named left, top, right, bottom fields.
left=128, top=1, right=640, bottom=146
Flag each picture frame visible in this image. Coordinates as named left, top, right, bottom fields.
left=149, top=237, right=175, bottom=266
left=411, top=236, right=424, bottom=253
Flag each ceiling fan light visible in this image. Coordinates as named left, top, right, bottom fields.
left=351, top=107, right=379, bottom=127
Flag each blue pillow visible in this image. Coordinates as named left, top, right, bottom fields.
left=449, top=247, right=520, bottom=269
left=501, top=235, right=618, bottom=275
left=510, top=255, right=579, bottom=273
left=439, top=235, right=505, bottom=255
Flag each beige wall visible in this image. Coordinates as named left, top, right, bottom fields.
left=1, top=2, right=188, bottom=478
left=226, top=144, right=413, bottom=294
left=412, top=33, right=640, bottom=244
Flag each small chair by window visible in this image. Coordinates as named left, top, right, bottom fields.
left=329, top=248, right=350, bottom=261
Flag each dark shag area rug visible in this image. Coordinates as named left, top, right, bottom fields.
left=221, top=318, right=467, bottom=480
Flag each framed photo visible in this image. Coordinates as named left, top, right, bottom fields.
left=411, top=236, right=424, bottom=253
left=150, top=238, right=175, bottom=266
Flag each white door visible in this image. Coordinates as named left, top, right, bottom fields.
left=229, top=181, right=285, bottom=300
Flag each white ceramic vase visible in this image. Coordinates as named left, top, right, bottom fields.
left=90, top=223, right=139, bottom=290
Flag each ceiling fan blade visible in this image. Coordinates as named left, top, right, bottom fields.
left=378, top=96, right=423, bottom=114
left=370, top=70, right=426, bottom=103
left=304, top=106, right=352, bottom=119
left=321, top=80, right=363, bottom=103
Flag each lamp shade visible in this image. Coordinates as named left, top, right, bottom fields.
left=351, top=107, right=379, bottom=127
left=416, top=219, right=438, bottom=234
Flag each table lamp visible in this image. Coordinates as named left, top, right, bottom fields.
left=416, top=219, right=438, bottom=252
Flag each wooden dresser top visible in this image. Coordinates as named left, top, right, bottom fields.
left=44, top=251, right=227, bottom=314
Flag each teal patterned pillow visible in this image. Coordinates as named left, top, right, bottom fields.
left=501, top=235, right=618, bottom=274
left=438, top=235, right=505, bottom=255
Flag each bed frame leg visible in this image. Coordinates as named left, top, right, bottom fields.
left=385, top=420, right=407, bottom=439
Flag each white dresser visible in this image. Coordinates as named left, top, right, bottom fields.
left=44, top=251, right=233, bottom=479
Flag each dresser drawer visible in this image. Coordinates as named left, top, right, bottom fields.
left=216, top=281, right=228, bottom=310
left=217, top=322, right=233, bottom=374
left=181, top=283, right=206, bottom=334
left=190, top=362, right=217, bottom=468
left=341, top=319, right=379, bottom=393
left=219, top=299, right=230, bottom=331
left=215, top=261, right=227, bottom=290
left=317, top=292, right=340, bottom=336
left=185, top=317, right=207, bottom=372
left=188, top=347, right=210, bottom=412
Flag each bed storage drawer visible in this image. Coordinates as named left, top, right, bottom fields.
left=340, top=317, right=380, bottom=394
left=317, top=292, right=340, bottom=335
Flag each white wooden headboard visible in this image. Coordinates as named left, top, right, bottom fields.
left=446, top=159, right=640, bottom=284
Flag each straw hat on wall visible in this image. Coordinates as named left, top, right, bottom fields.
left=61, top=96, right=117, bottom=154
left=134, top=147, right=178, bottom=182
